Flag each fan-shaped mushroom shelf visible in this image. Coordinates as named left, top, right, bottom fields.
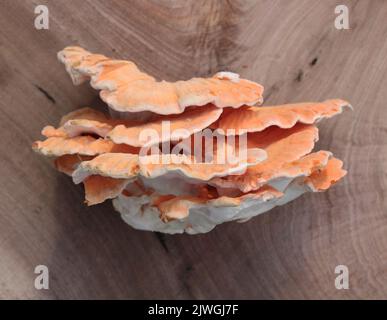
left=33, top=46, right=350, bottom=234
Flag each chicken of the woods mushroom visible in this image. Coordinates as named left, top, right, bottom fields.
left=32, top=46, right=350, bottom=234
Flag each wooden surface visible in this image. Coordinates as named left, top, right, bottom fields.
left=1, top=0, right=387, bottom=299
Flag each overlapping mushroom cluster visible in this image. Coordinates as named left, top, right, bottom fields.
left=33, top=46, right=350, bottom=234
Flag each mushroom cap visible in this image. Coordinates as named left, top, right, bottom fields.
left=54, top=154, right=129, bottom=205
left=214, top=99, right=351, bottom=135
left=58, top=46, right=264, bottom=115
left=32, top=136, right=116, bottom=157
left=210, top=124, right=319, bottom=192
left=113, top=157, right=346, bottom=234
left=210, top=150, right=332, bottom=192
left=83, top=175, right=129, bottom=206
left=71, top=148, right=267, bottom=185
left=54, top=154, right=93, bottom=176
left=42, top=107, right=116, bottom=138
left=42, top=105, right=224, bottom=147
left=107, top=104, right=223, bottom=147
left=305, top=157, right=347, bottom=191
left=32, top=136, right=138, bottom=157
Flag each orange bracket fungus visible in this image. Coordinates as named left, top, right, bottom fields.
left=33, top=46, right=350, bottom=234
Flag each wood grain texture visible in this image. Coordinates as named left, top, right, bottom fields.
left=0, top=0, right=387, bottom=299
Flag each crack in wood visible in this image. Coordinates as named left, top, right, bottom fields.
left=310, top=57, right=318, bottom=67
left=295, top=69, right=304, bottom=83
left=154, top=232, right=169, bottom=253
left=34, top=85, right=56, bottom=104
